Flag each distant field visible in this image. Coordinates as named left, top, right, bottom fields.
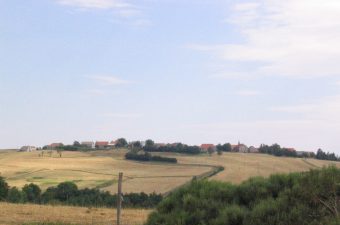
left=0, top=202, right=150, bottom=225
left=152, top=151, right=340, bottom=184
left=0, top=149, right=210, bottom=193
left=0, top=149, right=339, bottom=194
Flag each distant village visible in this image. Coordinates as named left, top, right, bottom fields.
left=18, top=139, right=314, bottom=157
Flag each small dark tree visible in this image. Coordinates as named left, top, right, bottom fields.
left=7, top=187, right=23, bottom=203
left=222, top=143, right=232, bottom=152
left=41, top=187, right=57, bottom=203
left=22, top=183, right=41, bottom=203
left=56, top=182, right=78, bottom=201
left=208, top=147, right=215, bottom=156
left=216, top=143, right=232, bottom=152
left=115, top=138, right=128, bottom=148
left=0, top=176, right=9, bottom=201
left=73, top=141, right=81, bottom=147
left=144, top=139, right=156, bottom=151
left=145, top=139, right=155, bottom=147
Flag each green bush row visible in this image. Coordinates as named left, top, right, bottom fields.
left=0, top=178, right=162, bottom=208
left=146, top=166, right=340, bottom=225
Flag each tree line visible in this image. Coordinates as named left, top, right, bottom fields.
left=258, top=144, right=302, bottom=157
left=43, top=137, right=340, bottom=162
left=125, top=151, right=177, bottom=163
left=315, top=148, right=340, bottom=161
left=0, top=178, right=162, bottom=208
left=259, top=144, right=340, bottom=161
left=143, top=140, right=201, bottom=154
left=146, top=166, right=340, bottom=225
left=43, top=138, right=129, bottom=151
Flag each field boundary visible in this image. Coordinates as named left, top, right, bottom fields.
left=163, top=164, right=225, bottom=196
left=301, top=158, right=320, bottom=168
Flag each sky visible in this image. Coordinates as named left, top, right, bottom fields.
left=1, top=0, right=340, bottom=152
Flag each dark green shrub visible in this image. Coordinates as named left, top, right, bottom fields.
left=7, top=187, right=24, bottom=203
left=0, top=176, right=9, bottom=200
left=22, top=183, right=41, bottom=203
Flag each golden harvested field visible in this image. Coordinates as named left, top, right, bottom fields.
left=0, top=202, right=151, bottom=225
left=0, top=150, right=211, bottom=193
left=1, top=150, right=340, bottom=225
left=155, top=152, right=340, bottom=184
left=1, top=149, right=339, bottom=195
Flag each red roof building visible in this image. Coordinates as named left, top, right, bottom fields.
left=200, top=144, right=216, bottom=151
left=95, top=141, right=109, bottom=148
left=108, top=140, right=117, bottom=146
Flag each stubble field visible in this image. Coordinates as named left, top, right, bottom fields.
left=1, top=149, right=339, bottom=194
left=1, top=149, right=340, bottom=225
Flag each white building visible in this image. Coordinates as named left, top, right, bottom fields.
left=19, top=146, right=37, bottom=152
left=81, top=141, right=95, bottom=149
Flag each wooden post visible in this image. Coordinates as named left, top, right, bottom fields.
left=117, top=172, right=123, bottom=225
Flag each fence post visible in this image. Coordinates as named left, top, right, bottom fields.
left=117, top=172, right=123, bottom=225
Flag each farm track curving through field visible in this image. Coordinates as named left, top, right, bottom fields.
left=6, top=169, right=49, bottom=180
left=301, top=158, right=320, bottom=168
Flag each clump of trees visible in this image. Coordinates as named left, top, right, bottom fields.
left=216, top=143, right=232, bottom=152
left=144, top=140, right=201, bottom=154
left=258, top=144, right=299, bottom=157
left=115, top=138, right=128, bottom=148
left=146, top=166, right=340, bottom=225
left=316, top=148, right=339, bottom=161
left=125, top=151, right=177, bottom=163
left=0, top=179, right=162, bottom=208
left=259, top=144, right=340, bottom=162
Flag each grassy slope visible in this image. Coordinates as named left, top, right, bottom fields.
left=152, top=151, right=340, bottom=184
left=0, top=150, right=210, bottom=194
left=1, top=149, right=340, bottom=224
left=1, top=150, right=339, bottom=193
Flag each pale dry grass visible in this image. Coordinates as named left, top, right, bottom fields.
left=0, top=150, right=210, bottom=193
left=1, top=150, right=339, bottom=195
left=1, top=150, right=339, bottom=225
left=0, top=202, right=151, bottom=225
left=173, top=152, right=340, bottom=184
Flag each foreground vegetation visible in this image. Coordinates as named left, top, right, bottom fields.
left=146, top=166, right=340, bottom=225
left=0, top=178, right=162, bottom=208
left=0, top=202, right=150, bottom=225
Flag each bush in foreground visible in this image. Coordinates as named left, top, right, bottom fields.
left=0, top=178, right=163, bottom=208
left=145, top=166, right=340, bottom=225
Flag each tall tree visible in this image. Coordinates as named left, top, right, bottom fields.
left=115, top=138, right=128, bottom=148
left=73, top=141, right=81, bottom=147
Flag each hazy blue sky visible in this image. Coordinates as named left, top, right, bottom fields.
left=1, top=0, right=340, bottom=152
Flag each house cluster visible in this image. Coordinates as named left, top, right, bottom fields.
left=200, top=142, right=259, bottom=153
left=18, top=140, right=313, bottom=157
left=91, top=141, right=117, bottom=149
left=47, top=140, right=121, bottom=150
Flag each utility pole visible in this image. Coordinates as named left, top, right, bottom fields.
left=117, top=172, right=123, bottom=225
